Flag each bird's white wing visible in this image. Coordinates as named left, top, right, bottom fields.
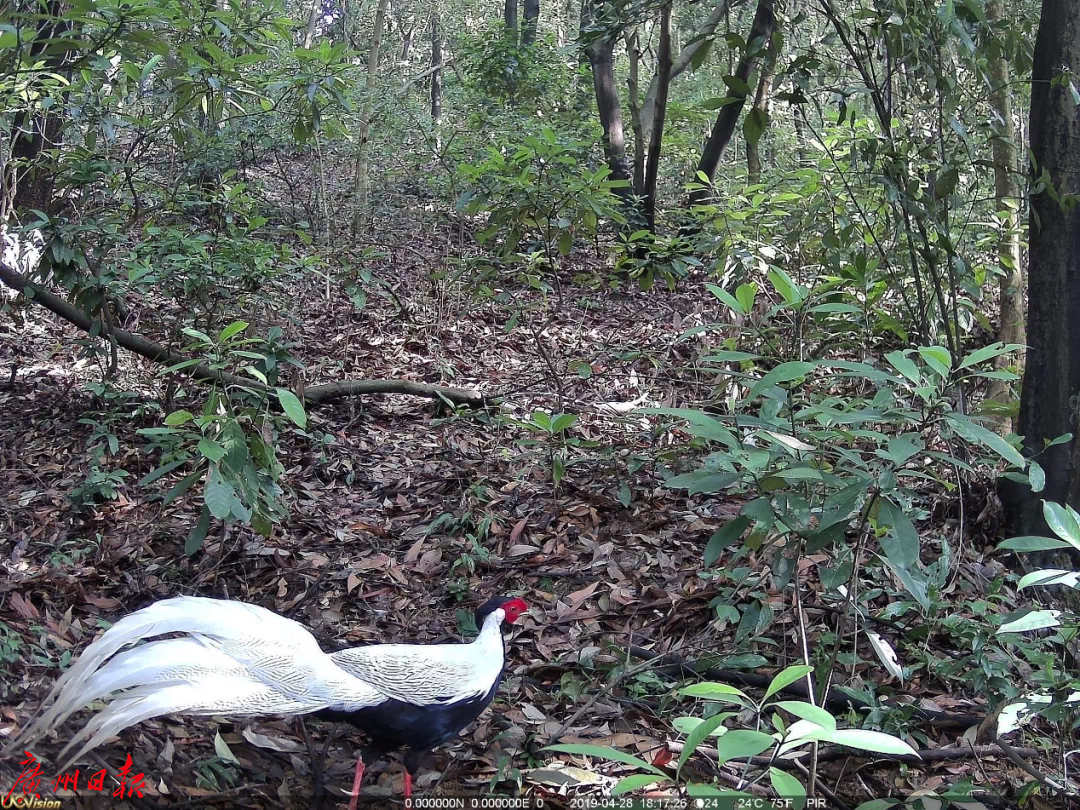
left=330, top=622, right=506, bottom=706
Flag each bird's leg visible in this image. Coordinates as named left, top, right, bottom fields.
left=298, top=717, right=324, bottom=805
left=347, top=755, right=366, bottom=810
left=403, top=770, right=413, bottom=799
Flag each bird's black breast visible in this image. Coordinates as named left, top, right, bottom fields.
left=317, top=673, right=502, bottom=753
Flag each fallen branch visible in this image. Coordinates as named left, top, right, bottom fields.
left=667, top=739, right=1040, bottom=768
left=627, top=645, right=984, bottom=729
left=0, top=261, right=487, bottom=409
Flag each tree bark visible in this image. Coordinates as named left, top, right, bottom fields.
left=746, top=33, right=777, bottom=184
left=522, top=0, right=540, bottom=45
left=0, top=260, right=486, bottom=408
left=3, top=1, right=71, bottom=218
left=640, top=0, right=732, bottom=141
left=505, top=0, right=519, bottom=41
left=583, top=1, right=634, bottom=209
left=690, top=0, right=776, bottom=206
left=985, top=0, right=1025, bottom=433
left=625, top=29, right=645, bottom=194
left=1003, top=0, right=1080, bottom=538
left=642, top=2, right=672, bottom=229
left=303, top=0, right=321, bottom=48
left=430, top=12, right=443, bottom=123
left=350, top=0, right=391, bottom=235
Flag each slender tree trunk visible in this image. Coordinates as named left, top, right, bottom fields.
left=400, top=22, right=414, bottom=60
left=505, top=0, right=519, bottom=41
left=642, top=1, right=672, bottom=229
left=746, top=33, right=777, bottom=183
left=522, top=0, right=540, bottom=45
left=350, top=0, right=390, bottom=235
left=430, top=12, right=443, bottom=123
left=585, top=35, right=634, bottom=210
left=640, top=0, right=731, bottom=141
left=792, top=101, right=809, bottom=165
left=625, top=29, right=645, bottom=195
left=690, top=0, right=776, bottom=206
left=3, top=0, right=70, bottom=218
left=1003, top=0, right=1080, bottom=538
left=985, top=0, right=1025, bottom=433
left=303, top=0, right=321, bottom=47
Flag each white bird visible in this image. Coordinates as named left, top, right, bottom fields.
left=4, top=594, right=529, bottom=807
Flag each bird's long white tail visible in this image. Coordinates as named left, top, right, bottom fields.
left=4, top=596, right=383, bottom=765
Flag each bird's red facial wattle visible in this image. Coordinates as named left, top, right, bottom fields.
left=501, top=598, right=528, bottom=624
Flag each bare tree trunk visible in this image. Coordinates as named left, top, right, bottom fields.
left=792, top=101, right=809, bottom=165
left=522, top=0, right=540, bottom=45
left=430, top=12, right=443, bottom=122
left=985, top=0, right=1025, bottom=433
left=640, top=0, right=731, bottom=140
left=3, top=0, right=71, bottom=218
left=505, top=0, right=519, bottom=41
left=1003, top=0, right=1080, bottom=538
left=625, top=29, right=645, bottom=194
left=690, top=0, right=776, bottom=206
left=584, top=11, right=634, bottom=210
left=303, top=0, right=321, bottom=47
left=350, top=0, right=391, bottom=235
left=746, top=35, right=777, bottom=183
left=642, top=1, right=672, bottom=229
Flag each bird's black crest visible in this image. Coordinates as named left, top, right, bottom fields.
left=475, top=596, right=513, bottom=627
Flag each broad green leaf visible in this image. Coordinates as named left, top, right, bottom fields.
left=664, top=471, right=743, bottom=495
left=543, top=744, right=667, bottom=777
left=769, top=767, right=806, bottom=809
left=767, top=267, right=803, bottom=305
left=162, top=472, right=200, bottom=506
left=1043, top=501, right=1080, bottom=550
left=707, top=284, right=744, bottom=314
left=551, top=413, right=578, bottom=433
left=998, top=536, right=1071, bottom=552
left=824, top=729, right=920, bottom=757
left=138, top=459, right=187, bottom=487
left=945, top=413, right=1025, bottom=468
left=879, top=499, right=919, bottom=569
left=214, top=730, right=240, bottom=764
left=678, top=712, right=730, bottom=774
left=881, top=557, right=930, bottom=611
left=918, top=345, right=952, bottom=377
left=612, top=774, right=667, bottom=795
left=531, top=410, right=552, bottom=430
left=164, top=410, right=194, bottom=426
left=1029, top=461, right=1046, bottom=493
left=679, top=682, right=750, bottom=704
left=198, top=439, right=226, bottom=462
left=276, top=388, right=308, bottom=429
left=746, top=361, right=816, bottom=402
left=713, top=729, right=776, bottom=764
left=854, top=801, right=901, bottom=810
left=182, top=327, right=213, bottom=345
left=884, top=351, right=921, bottom=383
left=186, top=505, right=211, bottom=555
left=705, top=516, right=751, bottom=567
left=204, top=467, right=235, bottom=520
left=958, top=342, right=1025, bottom=369
left=997, top=609, right=1061, bottom=634
left=735, top=283, right=758, bottom=315
left=764, top=665, right=813, bottom=700
left=1017, top=570, right=1080, bottom=590
left=217, top=320, right=249, bottom=342
left=770, top=701, right=836, bottom=731
left=673, top=714, right=737, bottom=735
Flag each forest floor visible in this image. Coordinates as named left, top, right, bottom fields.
left=0, top=183, right=1047, bottom=808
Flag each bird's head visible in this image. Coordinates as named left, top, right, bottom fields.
left=475, top=595, right=529, bottom=628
